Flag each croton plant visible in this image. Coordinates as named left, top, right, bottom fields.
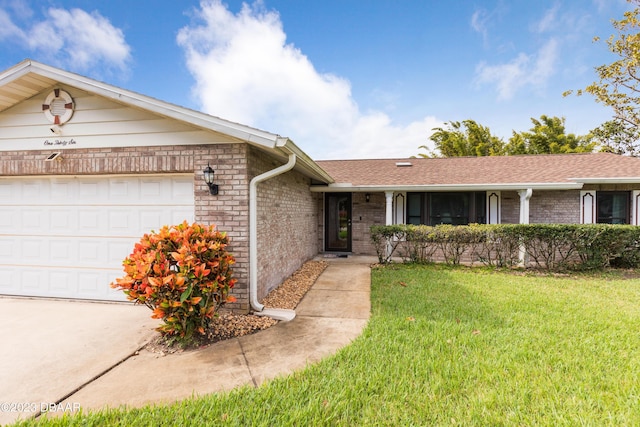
left=111, top=221, right=237, bottom=345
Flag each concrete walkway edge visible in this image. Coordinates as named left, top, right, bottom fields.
left=51, top=257, right=372, bottom=417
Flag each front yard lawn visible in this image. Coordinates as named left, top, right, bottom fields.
left=17, top=264, right=640, bottom=426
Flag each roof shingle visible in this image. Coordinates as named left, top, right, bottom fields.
left=315, top=153, right=640, bottom=188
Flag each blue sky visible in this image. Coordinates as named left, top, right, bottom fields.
left=0, top=0, right=632, bottom=159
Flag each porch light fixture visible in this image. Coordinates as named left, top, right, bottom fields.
left=365, top=193, right=371, bottom=202
left=203, top=163, right=219, bottom=195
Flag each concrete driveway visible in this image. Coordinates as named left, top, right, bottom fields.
left=0, top=297, right=158, bottom=425
left=0, top=257, right=372, bottom=425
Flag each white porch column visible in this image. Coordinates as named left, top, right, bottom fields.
left=385, top=191, right=394, bottom=225
left=384, top=191, right=394, bottom=260
left=518, top=188, right=533, bottom=266
left=518, top=188, right=533, bottom=224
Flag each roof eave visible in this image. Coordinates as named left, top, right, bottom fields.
left=4, top=60, right=282, bottom=148
left=277, top=138, right=334, bottom=184
left=310, top=182, right=584, bottom=192
left=570, top=177, right=640, bottom=184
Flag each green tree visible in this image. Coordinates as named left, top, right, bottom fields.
left=564, top=0, right=640, bottom=155
left=420, top=120, right=505, bottom=157
left=505, top=115, right=595, bottom=155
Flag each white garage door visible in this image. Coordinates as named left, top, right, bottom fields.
left=0, top=175, right=194, bottom=301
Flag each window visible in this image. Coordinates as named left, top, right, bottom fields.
left=406, top=192, right=486, bottom=226
left=597, top=191, right=630, bottom=224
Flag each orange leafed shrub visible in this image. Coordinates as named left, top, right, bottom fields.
left=111, top=221, right=237, bottom=345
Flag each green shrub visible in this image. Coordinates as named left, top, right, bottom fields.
left=370, top=224, right=408, bottom=263
left=473, top=224, right=520, bottom=267
left=432, top=224, right=483, bottom=265
left=370, top=223, right=640, bottom=271
left=111, top=221, right=237, bottom=346
left=400, top=225, right=438, bottom=263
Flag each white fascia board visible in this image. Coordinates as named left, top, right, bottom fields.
left=310, top=182, right=584, bottom=192
left=0, top=60, right=33, bottom=85
left=570, top=177, right=640, bottom=184
left=277, top=138, right=334, bottom=184
left=23, top=61, right=281, bottom=148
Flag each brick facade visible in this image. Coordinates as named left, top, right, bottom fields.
left=529, top=190, right=580, bottom=224
left=351, top=192, right=385, bottom=255
left=0, top=143, right=323, bottom=312
left=500, top=191, right=520, bottom=224
left=248, top=147, right=320, bottom=300
left=501, top=190, right=581, bottom=224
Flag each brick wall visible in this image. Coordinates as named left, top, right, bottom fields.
left=351, top=192, right=385, bottom=254
left=501, top=190, right=581, bottom=224
left=248, top=147, right=320, bottom=300
left=193, top=144, right=251, bottom=312
left=500, top=191, right=520, bottom=224
left=0, top=143, right=255, bottom=311
left=530, top=190, right=580, bottom=223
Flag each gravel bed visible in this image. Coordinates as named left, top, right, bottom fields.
left=145, top=260, right=328, bottom=354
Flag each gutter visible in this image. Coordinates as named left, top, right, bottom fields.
left=310, top=182, right=584, bottom=192
left=249, top=144, right=297, bottom=321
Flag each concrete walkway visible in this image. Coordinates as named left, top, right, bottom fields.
left=30, top=257, right=371, bottom=421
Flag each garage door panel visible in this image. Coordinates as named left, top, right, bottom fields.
left=77, top=241, right=101, bottom=264
left=50, top=208, right=76, bottom=234
left=50, top=240, right=73, bottom=261
left=0, top=175, right=194, bottom=301
left=50, top=271, right=75, bottom=294
left=22, top=209, right=46, bottom=232
left=77, top=208, right=103, bottom=234
left=78, top=271, right=125, bottom=301
left=22, top=181, right=43, bottom=200
left=0, top=181, right=13, bottom=199
left=0, top=268, right=18, bottom=293
left=20, top=238, right=46, bottom=262
left=0, top=238, right=12, bottom=257
left=108, top=209, right=137, bottom=235
left=140, top=179, right=162, bottom=198
left=109, top=240, right=133, bottom=265
left=0, top=208, right=16, bottom=229
left=78, top=180, right=101, bottom=200
left=171, top=179, right=194, bottom=199
left=21, top=270, right=43, bottom=291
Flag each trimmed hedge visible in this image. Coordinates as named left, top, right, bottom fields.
left=370, top=224, right=640, bottom=271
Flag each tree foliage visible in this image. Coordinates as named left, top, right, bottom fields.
left=420, top=120, right=505, bottom=157
left=504, top=115, right=595, bottom=155
left=421, top=116, right=593, bottom=157
left=564, top=0, right=640, bottom=155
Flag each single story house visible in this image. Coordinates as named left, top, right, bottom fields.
left=1, top=60, right=640, bottom=313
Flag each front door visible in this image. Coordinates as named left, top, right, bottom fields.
left=325, top=193, right=352, bottom=252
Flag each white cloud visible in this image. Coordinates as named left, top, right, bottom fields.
left=0, top=3, right=130, bottom=75
left=471, top=9, right=490, bottom=45
left=534, top=4, right=559, bottom=33
left=177, top=0, right=441, bottom=159
left=475, top=38, right=558, bottom=100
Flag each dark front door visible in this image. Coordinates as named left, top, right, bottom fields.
left=325, top=193, right=352, bottom=252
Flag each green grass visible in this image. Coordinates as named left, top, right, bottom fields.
left=15, top=264, right=640, bottom=426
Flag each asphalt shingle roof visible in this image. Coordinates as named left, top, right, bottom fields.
left=315, top=153, right=640, bottom=187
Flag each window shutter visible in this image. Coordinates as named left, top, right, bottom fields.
left=580, top=191, right=596, bottom=224
left=632, top=191, right=640, bottom=225
left=394, top=192, right=406, bottom=224
left=486, top=191, right=501, bottom=224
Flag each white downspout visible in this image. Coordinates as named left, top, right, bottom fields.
left=250, top=152, right=297, bottom=314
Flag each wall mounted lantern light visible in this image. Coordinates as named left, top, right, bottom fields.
left=203, top=163, right=219, bottom=195
left=365, top=193, right=371, bottom=203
